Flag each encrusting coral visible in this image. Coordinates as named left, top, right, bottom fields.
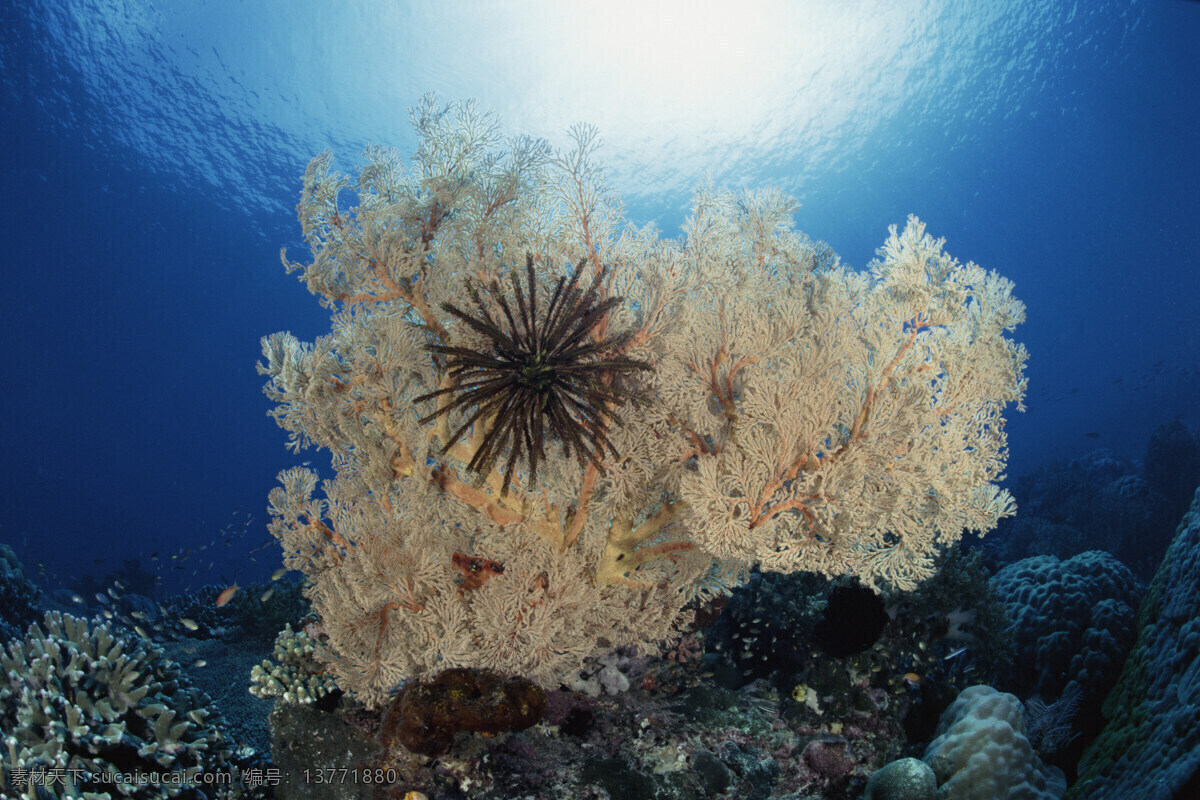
left=258, top=96, right=1028, bottom=706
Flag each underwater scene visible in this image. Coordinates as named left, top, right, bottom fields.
left=2, top=1, right=1199, bottom=798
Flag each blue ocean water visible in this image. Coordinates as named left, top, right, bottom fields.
left=0, top=5, right=1198, bottom=792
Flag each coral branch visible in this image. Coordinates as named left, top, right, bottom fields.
left=596, top=501, right=688, bottom=587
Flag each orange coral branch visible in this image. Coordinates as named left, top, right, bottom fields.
left=562, top=462, right=599, bottom=551
left=430, top=467, right=525, bottom=527
left=749, top=313, right=934, bottom=530
left=688, top=343, right=757, bottom=423
left=596, top=501, right=689, bottom=587
left=310, top=518, right=350, bottom=550
left=369, top=601, right=400, bottom=678
left=750, top=496, right=818, bottom=530
left=620, top=540, right=696, bottom=572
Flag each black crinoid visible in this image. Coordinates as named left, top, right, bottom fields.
left=415, top=253, right=652, bottom=496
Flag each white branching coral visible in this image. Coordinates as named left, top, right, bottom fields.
left=259, top=96, right=1028, bottom=706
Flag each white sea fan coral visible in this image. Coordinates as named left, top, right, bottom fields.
left=259, top=95, right=1028, bottom=705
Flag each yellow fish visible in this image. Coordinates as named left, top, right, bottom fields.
left=179, top=618, right=200, bottom=631
left=271, top=567, right=287, bottom=581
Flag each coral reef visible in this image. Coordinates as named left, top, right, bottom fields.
left=219, top=580, right=310, bottom=645
left=281, top=662, right=908, bottom=799
left=1143, top=419, right=1200, bottom=523
left=922, top=685, right=1066, bottom=800
left=1068, top=487, right=1200, bottom=799
left=702, top=569, right=827, bottom=689
left=0, top=611, right=260, bottom=798
left=988, top=446, right=1178, bottom=577
left=260, top=97, right=1028, bottom=704
left=864, top=756, right=936, bottom=800
left=250, top=624, right=340, bottom=705
left=379, top=668, right=547, bottom=757
left=702, top=546, right=1013, bottom=746
left=267, top=701, right=381, bottom=800
left=163, top=635, right=276, bottom=759
left=0, top=543, right=41, bottom=643
left=990, top=549, right=1139, bottom=766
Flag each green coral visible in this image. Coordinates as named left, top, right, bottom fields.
left=249, top=624, right=338, bottom=705
left=0, top=611, right=248, bottom=798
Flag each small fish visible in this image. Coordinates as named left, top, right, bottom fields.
left=134, top=624, right=151, bottom=639
left=107, top=587, right=120, bottom=599
left=70, top=593, right=85, bottom=605
left=95, top=593, right=110, bottom=605
left=902, top=672, right=923, bottom=688
left=131, top=610, right=148, bottom=621
left=102, top=609, right=114, bottom=619
left=114, top=580, right=126, bottom=590
left=179, top=618, right=200, bottom=631
left=260, top=588, right=275, bottom=603
left=271, top=567, right=287, bottom=581
left=945, top=646, right=969, bottom=661
left=191, top=658, right=207, bottom=668
left=216, top=583, right=239, bottom=607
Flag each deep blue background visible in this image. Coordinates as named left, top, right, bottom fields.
left=1, top=0, right=1197, bottom=591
